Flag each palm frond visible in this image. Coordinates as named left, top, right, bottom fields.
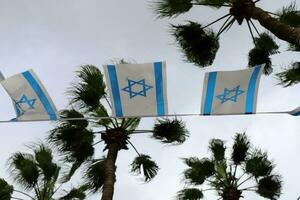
left=58, top=185, right=89, bottom=200
left=245, top=150, right=274, bottom=178
left=277, top=2, right=300, bottom=28
left=209, top=139, right=225, bottom=161
left=152, top=118, right=189, bottom=144
left=131, top=154, right=159, bottom=182
left=254, top=33, right=279, bottom=55
left=59, top=109, right=89, bottom=129
left=9, top=153, right=39, bottom=190
left=122, top=118, right=141, bottom=131
left=90, top=104, right=112, bottom=127
left=0, top=179, right=13, bottom=200
left=231, top=133, right=250, bottom=164
left=276, top=62, right=300, bottom=87
left=288, top=43, right=300, bottom=51
left=69, top=65, right=106, bottom=111
left=153, top=0, right=193, bottom=18
left=84, top=159, right=106, bottom=193
left=257, top=175, right=282, bottom=199
left=183, top=158, right=214, bottom=185
left=177, top=188, right=204, bottom=200
left=34, top=144, right=59, bottom=181
left=172, top=22, right=219, bottom=67
left=49, top=124, right=94, bottom=163
left=248, top=47, right=273, bottom=75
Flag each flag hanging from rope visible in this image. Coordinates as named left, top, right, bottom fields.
left=201, top=65, right=263, bottom=115
left=289, top=107, right=300, bottom=116
left=0, top=69, right=58, bottom=121
left=103, top=62, right=168, bottom=117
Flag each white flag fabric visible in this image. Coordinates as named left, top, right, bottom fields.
left=289, top=107, right=300, bottom=116
left=103, top=62, right=168, bottom=117
left=1, top=69, right=58, bottom=121
left=201, top=66, right=263, bottom=115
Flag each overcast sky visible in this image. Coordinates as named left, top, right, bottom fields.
left=0, top=0, right=299, bottom=200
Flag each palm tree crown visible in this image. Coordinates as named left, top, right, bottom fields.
left=177, top=133, right=282, bottom=200
left=152, top=0, right=300, bottom=85
left=48, top=64, right=189, bottom=200
left=0, top=144, right=87, bottom=200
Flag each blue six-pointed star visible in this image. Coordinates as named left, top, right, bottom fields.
left=216, top=85, right=245, bottom=104
left=122, top=79, right=153, bottom=99
left=15, top=94, right=36, bottom=115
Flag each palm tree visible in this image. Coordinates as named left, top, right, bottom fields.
left=152, top=0, right=300, bottom=84
left=48, top=64, right=189, bottom=200
left=177, top=133, right=282, bottom=200
left=0, top=144, right=88, bottom=200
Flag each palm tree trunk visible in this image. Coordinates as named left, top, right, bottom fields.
left=247, top=5, right=300, bottom=46
left=101, top=143, right=119, bottom=200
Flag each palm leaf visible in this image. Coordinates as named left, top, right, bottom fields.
left=9, top=153, right=39, bottom=190
left=231, top=133, right=250, bottom=164
left=59, top=109, right=89, bottom=129
left=84, top=159, right=106, bottom=192
left=254, top=33, right=279, bottom=55
left=0, top=179, right=13, bottom=200
left=245, top=150, right=273, bottom=178
left=177, top=188, right=204, bottom=200
left=58, top=185, right=89, bottom=200
left=49, top=124, right=94, bottom=163
left=257, top=175, right=282, bottom=199
left=34, top=144, right=59, bottom=181
left=122, top=117, right=141, bottom=132
left=276, top=62, right=300, bottom=87
left=153, top=0, right=193, bottom=18
left=209, top=139, right=225, bottom=161
left=152, top=118, right=189, bottom=144
left=90, top=104, right=112, bottom=127
left=248, top=47, right=273, bottom=75
left=183, top=158, right=214, bottom=185
left=69, top=65, right=106, bottom=111
left=278, top=2, right=300, bottom=28
left=131, top=154, right=159, bottom=182
left=172, top=22, right=219, bottom=67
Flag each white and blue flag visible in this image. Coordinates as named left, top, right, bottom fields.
left=103, top=62, right=168, bottom=117
left=289, top=107, right=300, bottom=116
left=1, top=69, right=58, bottom=121
left=201, top=66, right=263, bottom=115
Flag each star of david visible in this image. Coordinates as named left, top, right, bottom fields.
left=14, top=95, right=36, bottom=116
left=216, top=85, right=245, bottom=104
left=122, top=79, right=153, bottom=99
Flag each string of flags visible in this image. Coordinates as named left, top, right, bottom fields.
left=0, top=62, right=299, bottom=122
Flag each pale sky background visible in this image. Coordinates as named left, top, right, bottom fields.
left=0, top=0, right=299, bottom=200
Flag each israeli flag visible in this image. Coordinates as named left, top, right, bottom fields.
left=103, top=62, right=168, bottom=117
left=289, top=107, right=300, bottom=116
left=201, top=66, right=263, bottom=115
left=1, top=69, right=58, bottom=121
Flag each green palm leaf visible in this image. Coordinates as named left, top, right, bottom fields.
left=197, top=0, right=230, bottom=8
left=153, top=0, right=193, bottom=18
left=34, top=144, right=59, bottom=181
left=177, top=188, right=204, bottom=200
left=122, top=118, right=141, bottom=131
left=59, top=185, right=89, bottom=200
left=69, top=65, right=106, bottom=111
left=276, top=62, right=300, bottom=87
left=59, top=109, right=89, bottom=129
left=209, top=139, right=225, bottom=161
left=131, top=154, right=159, bottom=182
left=278, top=2, right=300, bottom=28
left=245, top=150, right=273, bottom=178
left=152, top=118, right=189, bottom=144
left=231, top=133, right=250, bottom=164
left=90, top=104, right=112, bottom=127
left=84, top=159, right=106, bottom=192
left=172, top=22, right=219, bottom=67
left=49, top=123, right=94, bottom=164
left=257, top=175, right=282, bottom=199
left=0, top=179, right=13, bottom=200
left=183, top=158, right=214, bottom=185
left=9, top=153, right=39, bottom=190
